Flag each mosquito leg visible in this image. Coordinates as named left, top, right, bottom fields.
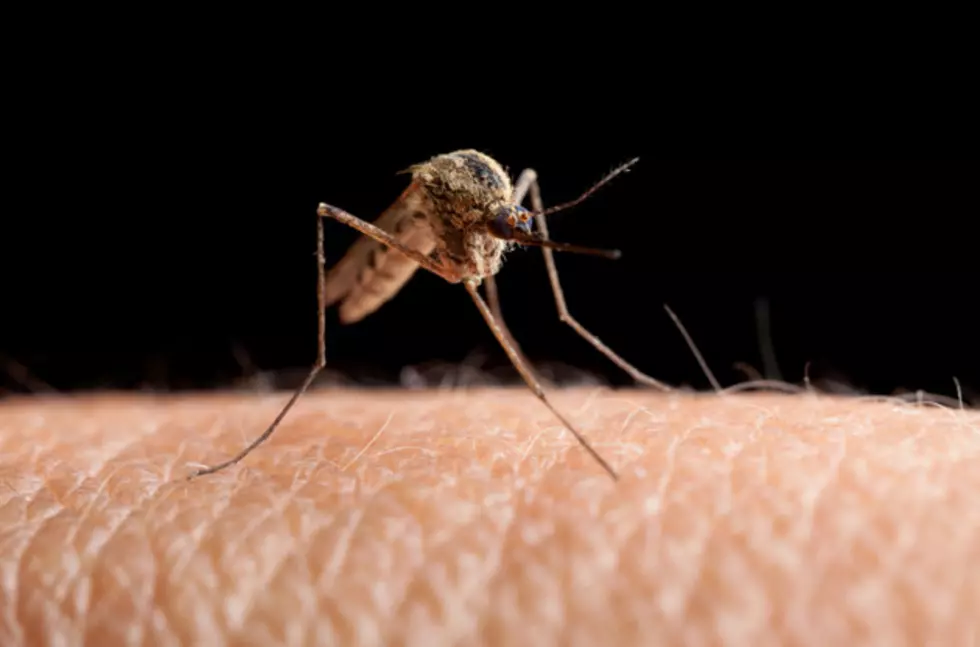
left=483, top=272, right=503, bottom=325
left=317, top=202, right=460, bottom=283
left=464, top=280, right=618, bottom=481
left=483, top=274, right=545, bottom=384
left=484, top=274, right=522, bottom=358
left=189, top=212, right=329, bottom=479
left=512, top=169, right=672, bottom=392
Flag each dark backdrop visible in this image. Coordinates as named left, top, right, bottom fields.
left=3, top=113, right=976, bottom=401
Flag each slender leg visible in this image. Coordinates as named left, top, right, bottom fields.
left=512, top=169, right=672, bottom=392
left=189, top=213, right=329, bottom=479
left=190, top=199, right=475, bottom=478
left=483, top=274, right=544, bottom=384
left=483, top=273, right=505, bottom=327
left=465, top=280, right=618, bottom=481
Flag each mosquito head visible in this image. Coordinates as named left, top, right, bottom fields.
left=488, top=204, right=534, bottom=240
left=484, top=157, right=639, bottom=260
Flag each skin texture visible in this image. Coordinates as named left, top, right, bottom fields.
left=1, top=388, right=979, bottom=646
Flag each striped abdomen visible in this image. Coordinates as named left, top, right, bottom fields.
left=323, top=184, right=436, bottom=323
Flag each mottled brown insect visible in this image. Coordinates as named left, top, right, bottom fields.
left=190, top=150, right=671, bottom=481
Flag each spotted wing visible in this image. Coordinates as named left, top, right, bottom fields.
left=323, top=182, right=436, bottom=324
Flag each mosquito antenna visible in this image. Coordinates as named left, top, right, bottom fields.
left=531, top=157, right=640, bottom=218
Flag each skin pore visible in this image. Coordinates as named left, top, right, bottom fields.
left=1, top=387, right=979, bottom=645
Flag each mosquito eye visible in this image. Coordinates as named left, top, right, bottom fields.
left=489, top=208, right=518, bottom=239
left=489, top=206, right=534, bottom=239
left=515, top=211, right=534, bottom=234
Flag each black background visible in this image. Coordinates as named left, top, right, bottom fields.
left=2, top=89, right=977, bottom=403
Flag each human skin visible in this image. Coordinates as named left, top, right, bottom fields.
left=1, top=388, right=979, bottom=646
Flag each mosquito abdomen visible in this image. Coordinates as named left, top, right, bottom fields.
left=322, top=183, right=437, bottom=323
left=338, top=231, right=435, bottom=323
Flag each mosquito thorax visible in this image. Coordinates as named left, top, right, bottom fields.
left=409, top=150, right=513, bottom=223
left=401, top=149, right=519, bottom=279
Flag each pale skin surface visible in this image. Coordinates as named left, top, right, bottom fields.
left=1, top=388, right=979, bottom=646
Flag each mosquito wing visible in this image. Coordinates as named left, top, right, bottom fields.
left=323, top=182, right=437, bottom=323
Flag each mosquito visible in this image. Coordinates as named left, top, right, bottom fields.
left=189, top=150, right=672, bottom=482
